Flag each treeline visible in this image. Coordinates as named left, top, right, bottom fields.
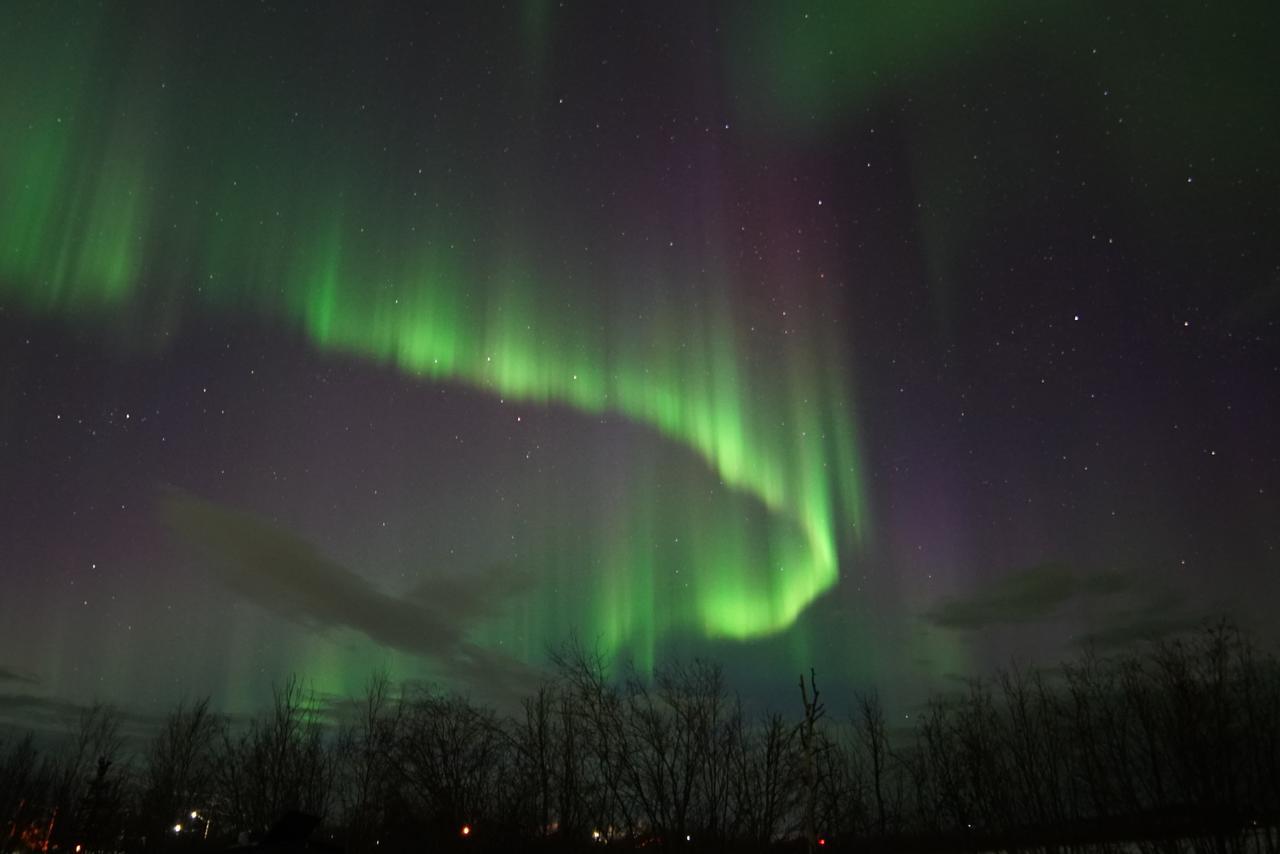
left=3, top=622, right=1280, bottom=853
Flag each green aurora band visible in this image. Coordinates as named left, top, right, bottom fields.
left=0, top=7, right=867, bottom=667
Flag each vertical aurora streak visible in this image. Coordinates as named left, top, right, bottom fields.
left=0, top=4, right=867, bottom=664
left=2, top=0, right=1276, bottom=723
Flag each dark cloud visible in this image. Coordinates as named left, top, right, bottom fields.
left=0, top=666, right=40, bottom=685
left=160, top=490, right=541, bottom=701
left=924, top=562, right=1132, bottom=631
left=1074, top=614, right=1206, bottom=650
left=1072, top=592, right=1208, bottom=651
left=0, top=692, right=165, bottom=743
left=0, top=692, right=83, bottom=724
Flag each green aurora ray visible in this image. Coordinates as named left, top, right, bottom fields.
left=0, top=6, right=867, bottom=667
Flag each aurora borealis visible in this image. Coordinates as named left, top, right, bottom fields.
left=2, top=2, right=1278, bottom=723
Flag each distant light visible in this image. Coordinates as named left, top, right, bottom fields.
left=75, top=846, right=82, bottom=853
left=191, top=810, right=199, bottom=819
left=173, top=823, right=183, bottom=833
left=686, top=835, right=692, bottom=842
left=592, top=830, right=601, bottom=839
left=819, top=839, right=826, bottom=847
left=461, top=824, right=472, bottom=837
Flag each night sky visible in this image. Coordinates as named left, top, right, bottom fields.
left=1, top=1, right=1277, bottom=726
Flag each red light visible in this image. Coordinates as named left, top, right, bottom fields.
left=461, top=825, right=472, bottom=837
left=818, top=839, right=826, bottom=847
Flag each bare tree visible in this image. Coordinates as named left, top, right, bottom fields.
left=6, top=619, right=1280, bottom=852
left=393, top=688, right=508, bottom=838
left=856, top=690, right=890, bottom=838
left=550, top=635, right=634, bottom=842
left=214, top=676, right=336, bottom=837
left=507, top=684, right=557, bottom=840
left=334, top=671, right=400, bottom=854
left=51, top=701, right=126, bottom=850
left=2, top=733, right=60, bottom=852
left=799, top=668, right=824, bottom=853
left=729, top=709, right=799, bottom=845
left=139, top=697, right=220, bottom=848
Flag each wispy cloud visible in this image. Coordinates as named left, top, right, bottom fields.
left=0, top=666, right=40, bottom=686
left=924, top=562, right=1132, bottom=631
left=1072, top=591, right=1207, bottom=650
left=160, top=490, right=541, bottom=701
left=0, top=692, right=165, bottom=742
left=922, top=560, right=1226, bottom=654
left=0, top=691, right=82, bottom=723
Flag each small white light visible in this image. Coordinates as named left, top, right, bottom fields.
left=174, top=823, right=183, bottom=833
